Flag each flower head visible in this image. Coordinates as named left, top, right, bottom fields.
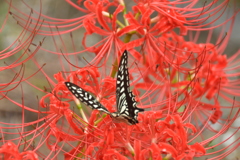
left=0, top=142, right=38, bottom=160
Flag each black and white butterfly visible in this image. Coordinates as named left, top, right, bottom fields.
left=65, top=50, right=144, bottom=125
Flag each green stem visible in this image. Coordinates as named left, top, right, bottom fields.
left=94, top=114, right=108, bottom=125
left=102, top=11, right=125, bottom=28
left=120, top=0, right=129, bottom=26
left=76, top=101, right=88, bottom=123
left=110, top=33, right=133, bottom=78
left=124, top=33, right=132, bottom=43
left=110, top=59, right=119, bottom=78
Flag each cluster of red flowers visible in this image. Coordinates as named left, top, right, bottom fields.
left=0, top=0, right=239, bottom=159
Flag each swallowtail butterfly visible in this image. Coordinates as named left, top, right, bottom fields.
left=65, top=50, right=144, bottom=125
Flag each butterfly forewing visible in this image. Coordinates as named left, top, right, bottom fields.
left=65, top=82, right=110, bottom=114
left=116, top=50, right=144, bottom=124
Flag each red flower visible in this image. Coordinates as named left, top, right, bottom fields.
left=0, top=142, right=38, bottom=160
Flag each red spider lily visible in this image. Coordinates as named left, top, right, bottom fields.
left=0, top=141, right=38, bottom=160
left=15, top=68, right=208, bottom=160
left=4, top=0, right=237, bottom=66
left=1, top=65, right=239, bottom=159
left=0, top=0, right=239, bottom=159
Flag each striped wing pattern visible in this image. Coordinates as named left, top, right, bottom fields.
left=115, top=50, right=144, bottom=124
left=65, top=82, right=110, bottom=114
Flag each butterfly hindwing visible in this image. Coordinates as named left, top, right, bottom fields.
left=65, top=82, right=110, bottom=114
left=116, top=50, right=144, bottom=124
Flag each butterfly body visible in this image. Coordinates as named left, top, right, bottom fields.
left=65, top=50, right=144, bottom=125
left=110, top=111, right=141, bottom=125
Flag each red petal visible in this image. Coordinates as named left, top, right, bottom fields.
left=134, top=140, right=141, bottom=160
left=103, top=149, right=128, bottom=160
left=157, top=142, right=178, bottom=159
left=112, top=5, right=124, bottom=29
left=96, top=3, right=110, bottom=31
left=188, top=143, right=206, bottom=157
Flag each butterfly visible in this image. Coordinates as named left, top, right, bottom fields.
left=65, top=50, right=144, bottom=125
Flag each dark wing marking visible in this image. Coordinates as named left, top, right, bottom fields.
left=65, top=82, right=110, bottom=114
left=116, top=50, right=144, bottom=124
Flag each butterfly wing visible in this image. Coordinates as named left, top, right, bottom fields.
left=116, top=50, right=144, bottom=124
left=65, top=82, right=110, bottom=114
